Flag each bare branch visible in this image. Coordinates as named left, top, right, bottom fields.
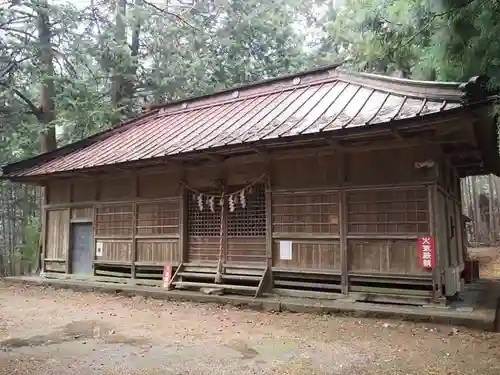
left=90, top=3, right=103, bottom=35
left=0, top=15, right=31, bottom=28
left=142, top=0, right=200, bottom=31
left=1, top=8, right=35, bottom=19
left=1, top=26, right=36, bottom=43
left=0, top=62, right=16, bottom=78
left=51, top=48, right=78, bottom=77
left=398, top=0, right=488, bottom=49
left=0, top=55, right=30, bottom=79
left=0, top=81, right=40, bottom=117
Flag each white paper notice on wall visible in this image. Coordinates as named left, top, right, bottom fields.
left=96, top=242, right=103, bottom=257
left=279, top=240, right=293, bottom=260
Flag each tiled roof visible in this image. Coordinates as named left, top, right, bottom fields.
left=1, top=67, right=492, bottom=178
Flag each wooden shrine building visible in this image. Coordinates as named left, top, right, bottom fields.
left=2, top=65, right=499, bottom=304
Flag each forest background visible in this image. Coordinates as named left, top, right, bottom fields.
left=0, top=0, right=498, bottom=274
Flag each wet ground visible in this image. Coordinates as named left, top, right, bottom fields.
left=1, top=282, right=500, bottom=375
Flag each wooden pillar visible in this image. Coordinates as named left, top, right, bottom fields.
left=340, top=191, right=348, bottom=294
left=429, top=184, right=442, bottom=298
left=265, top=171, right=273, bottom=287
left=444, top=191, right=453, bottom=268
left=92, top=175, right=100, bottom=276
left=131, top=203, right=137, bottom=279
left=489, top=174, right=495, bottom=244
left=222, top=179, right=228, bottom=265
left=338, top=151, right=348, bottom=295
left=179, top=185, right=188, bottom=264
left=178, top=168, right=188, bottom=264
left=41, top=183, right=49, bottom=275
left=471, top=177, right=480, bottom=243
left=91, top=201, right=97, bottom=276
left=131, top=173, right=138, bottom=279
left=454, top=199, right=465, bottom=264
left=66, top=181, right=74, bottom=274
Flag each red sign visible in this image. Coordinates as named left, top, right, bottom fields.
left=163, top=264, right=172, bottom=289
left=418, top=236, right=435, bottom=269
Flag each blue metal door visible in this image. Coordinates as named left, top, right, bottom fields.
left=71, top=223, right=93, bottom=275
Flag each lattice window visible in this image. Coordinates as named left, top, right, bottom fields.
left=136, top=201, right=179, bottom=236
left=187, top=192, right=221, bottom=236
left=71, top=207, right=93, bottom=221
left=347, top=188, right=428, bottom=234
left=272, top=191, right=339, bottom=234
left=227, top=184, right=266, bottom=236
left=95, top=204, right=133, bottom=237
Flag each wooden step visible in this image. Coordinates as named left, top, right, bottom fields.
left=224, top=268, right=265, bottom=276
left=178, top=272, right=216, bottom=278
left=221, top=274, right=262, bottom=282
left=273, top=288, right=342, bottom=300
left=272, top=267, right=341, bottom=276
left=349, top=285, right=433, bottom=297
left=183, top=263, right=264, bottom=276
left=184, top=263, right=217, bottom=268
left=223, top=264, right=266, bottom=270
left=274, top=279, right=341, bottom=290
left=173, top=281, right=257, bottom=292
left=178, top=272, right=262, bottom=282
left=184, top=266, right=218, bottom=273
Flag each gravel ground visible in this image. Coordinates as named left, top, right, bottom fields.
left=468, top=247, right=500, bottom=277
left=1, top=282, right=500, bottom=375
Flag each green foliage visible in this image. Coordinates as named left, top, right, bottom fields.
left=2, top=0, right=500, bottom=274
left=1, top=0, right=499, bottom=163
left=416, top=0, right=500, bottom=81
left=319, top=0, right=500, bottom=148
left=209, top=0, right=309, bottom=85
left=319, top=0, right=500, bottom=82
left=319, top=0, right=439, bottom=78
left=0, top=0, right=318, bottom=274
left=19, top=216, right=40, bottom=263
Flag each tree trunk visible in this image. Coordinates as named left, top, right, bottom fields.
left=34, top=0, right=57, bottom=274
left=7, top=184, right=14, bottom=276
left=489, top=174, right=495, bottom=244
left=0, top=183, right=6, bottom=276
left=124, top=0, right=141, bottom=102
left=110, top=0, right=141, bottom=123
left=465, top=177, right=475, bottom=243
left=495, top=177, right=500, bottom=243
left=111, top=0, right=127, bottom=119
left=36, top=0, right=56, bottom=150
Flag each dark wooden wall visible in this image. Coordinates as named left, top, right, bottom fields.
left=42, top=144, right=458, bottom=296
left=43, top=169, right=182, bottom=273
left=435, top=157, right=465, bottom=270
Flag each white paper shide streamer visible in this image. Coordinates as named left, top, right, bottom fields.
left=228, top=195, right=235, bottom=212
left=193, top=188, right=250, bottom=212
left=239, top=189, right=246, bottom=209
left=197, top=193, right=204, bottom=211
left=183, top=173, right=264, bottom=212
left=208, top=196, right=215, bottom=212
